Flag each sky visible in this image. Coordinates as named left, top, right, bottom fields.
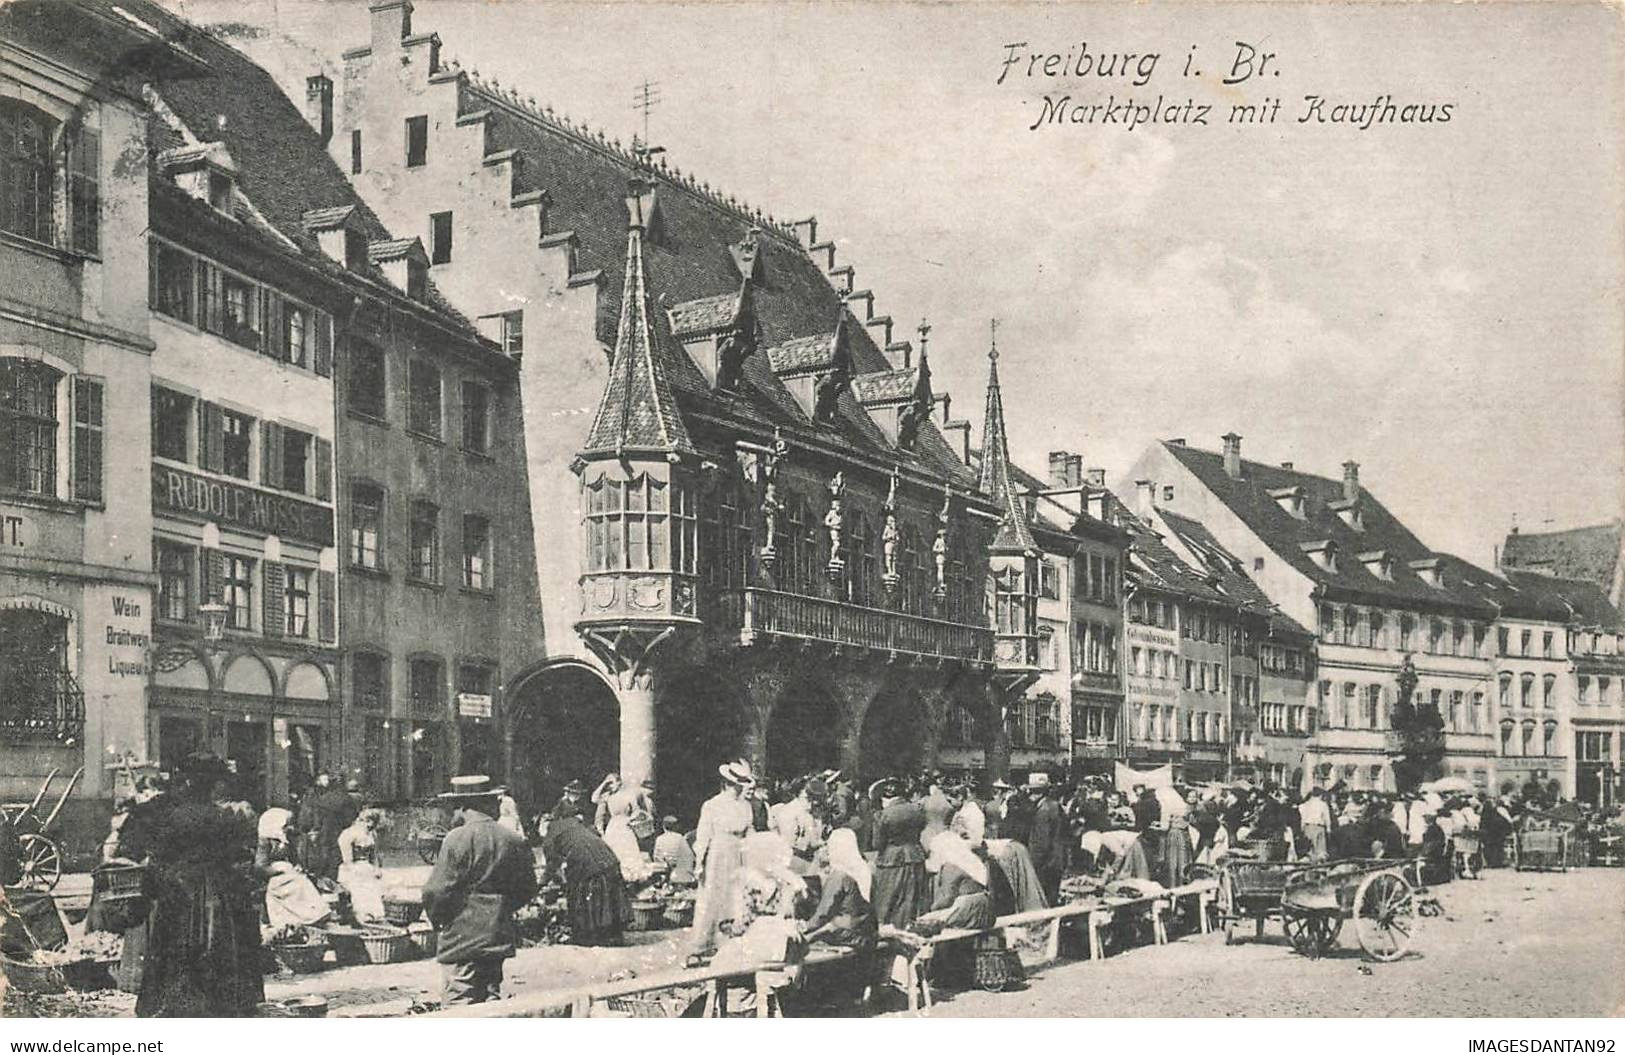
left=163, top=0, right=1625, bottom=568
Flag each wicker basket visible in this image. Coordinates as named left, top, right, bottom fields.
left=1, top=954, right=68, bottom=995
left=381, top=895, right=423, bottom=926
left=361, top=925, right=411, bottom=964
left=600, top=990, right=697, bottom=1018
left=407, top=927, right=437, bottom=958
left=321, top=927, right=369, bottom=967
left=630, top=900, right=664, bottom=931
left=661, top=899, right=694, bottom=928
left=272, top=941, right=328, bottom=974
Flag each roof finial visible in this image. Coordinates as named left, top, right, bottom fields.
left=917, top=317, right=931, bottom=359
left=989, top=317, right=999, bottom=362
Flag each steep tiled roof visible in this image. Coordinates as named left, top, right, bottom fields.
left=582, top=209, right=695, bottom=457
left=976, top=346, right=1035, bottom=554
left=1502, top=570, right=1622, bottom=629
left=850, top=368, right=920, bottom=405
left=456, top=79, right=975, bottom=489
left=1501, top=521, right=1623, bottom=593
left=368, top=238, right=423, bottom=263
left=1122, top=513, right=1228, bottom=604
left=111, top=0, right=480, bottom=337
left=1156, top=509, right=1312, bottom=638
left=1163, top=442, right=1490, bottom=614
left=667, top=291, right=742, bottom=338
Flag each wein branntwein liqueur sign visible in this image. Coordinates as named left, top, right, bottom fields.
left=152, top=464, right=334, bottom=547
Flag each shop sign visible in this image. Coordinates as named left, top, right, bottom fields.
left=152, top=464, right=333, bottom=546
left=457, top=693, right=493, bottom=719
left=105, top=594, right=149, bottom=677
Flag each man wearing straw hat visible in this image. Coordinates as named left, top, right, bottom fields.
left=421, top=775, right=539, bottom=1005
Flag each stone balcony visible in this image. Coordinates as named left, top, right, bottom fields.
left=721, top=587, right=993, bottom=666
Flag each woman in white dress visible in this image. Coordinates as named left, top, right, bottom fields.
left=336, top=808, right=386, bottom=922
left=686, top=761, right=756, bottom=963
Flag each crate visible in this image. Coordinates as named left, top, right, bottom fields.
left=272, top=941, right=328, bottom=974
left=361, top=925, right=411, bottom=964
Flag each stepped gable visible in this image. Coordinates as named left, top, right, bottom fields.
left=463, top=79, right=974, bottom=486
left=114, top=0, right=477, bottom=333
left=1157, top=508, right=1313, bottom=637
left=1162, top=441, right=1485, bottom=611
left=1501, top=520, right=1623, bottom=594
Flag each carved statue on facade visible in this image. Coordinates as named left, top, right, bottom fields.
left=759, top=429, right=785, bottom=571
left=933, top=487, right=950, bottom=601
left=825, top=471, right=845, bottom=580
left=881, top=469, right=901, bottom=594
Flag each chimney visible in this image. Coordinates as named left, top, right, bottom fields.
left=1342, top=460, right=1360, bottom=502
left=1168, top=437, right=1186, bottom=447
left=1222, top=432, right=1243, bottom=479
left=944, top=419, right=971, bottom=463
left=1135, top=479, right=1156, bottom=518
left=791, top=217, right=818, bottom=248
left=1085, top=490, right=1109, bottom=522
left=1085, top=466, right=1104, bottom=488
left=369, top=0, right=413, bottom=51
left=1280, top=461, right=1294, bottom=470
left=1048, top=452, right=1072, bottom=489
left=933, top=392, right=950, bottom=422
left=304, top=75, right=333, bottom=145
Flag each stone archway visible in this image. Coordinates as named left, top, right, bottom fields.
left=858, top=684, right=930, bottom=783
left=509, top=662, right=620, bottom=819
left=765, top=675, right=840, bottom=784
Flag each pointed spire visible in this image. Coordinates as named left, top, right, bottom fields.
left=581, top=179, right=695, bottom=459
left=978, top=321, right=1035, bottom=554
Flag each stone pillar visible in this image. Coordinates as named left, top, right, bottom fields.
left=618, top=679, right=657, bottom=789
left=830, top=664, right=889, bottom=779
left=735, top=663, right=790, bottom=777
left=985, top=681, right=1012, bottom=782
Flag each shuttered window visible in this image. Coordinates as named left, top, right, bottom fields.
left=71, top=376, right=103, bottom=503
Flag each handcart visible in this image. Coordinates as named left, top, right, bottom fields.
left=1280, top=859, right=1418, bottom=962
left=1213, top=855, right=1295, bottom=945
left=0, top=767, right=83, bottom=891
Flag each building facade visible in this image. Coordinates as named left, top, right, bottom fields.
left=1124, top=436, right=1499, bottom=792
left=0, top=0, right=201, bottom=848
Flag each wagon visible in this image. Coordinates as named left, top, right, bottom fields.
left=0, top=767, right=82, bottom=891
left=1213, top=856, right=1296, bottom=945
left=1513, top=827, right=1568, bottom=872
left=1280, top=860, right=1418, bottom=962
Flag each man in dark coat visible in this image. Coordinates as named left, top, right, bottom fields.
left=1026, top=777, right=1067, bottom=905
left=1001, top=781, right=1034, bottom=846
left=1131, top=784, right=1161, bottom=832
left=298, top=774, right=359, bottom=881
left=540, top=808, right=630, bottom=946
left=422, top=777, right=539, bottom=1005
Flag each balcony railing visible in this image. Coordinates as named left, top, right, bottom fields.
left=0, top=671, right=85, bottom=743
left=724, top=587, right=993, bottom=665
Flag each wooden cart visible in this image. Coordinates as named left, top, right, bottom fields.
left=1213, top=856, right=1295, bottom=945
left=1280, top=859, right=1418, bottom=962
left=0, top=767, right=82, bottom=891
left=1513, top=827, right=1568, bottom=872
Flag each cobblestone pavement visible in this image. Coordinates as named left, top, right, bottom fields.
left=893, top=867, right=1625, bottom=1018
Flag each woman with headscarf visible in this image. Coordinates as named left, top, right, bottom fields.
left=115, top=754, right=263, bottom=1017
left=686, top=761, right=756, bottom=961
left=337, top=808, right=387, bottom=922
left=917, top=830, right=995, bottom=931
left=805, top=828, right=875, bottom=950
left=256, top=806, right=329, bottom=928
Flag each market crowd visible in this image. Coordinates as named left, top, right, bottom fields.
left=12, top=752, right=1620, bottom=1017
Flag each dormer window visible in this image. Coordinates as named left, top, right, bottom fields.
left=407, top=259, right=427, bottom=301
left=1300, top=538, right=1338, bottom=572
left=1359, top=549, right=1393, bottom=580
left=1409, top=557, right=1444, bottom=588
left=1270, top=486, right=1306, bottom=519
left=1330, top=497, right=1364, bottom=531
left=208, top=172, right=233, bottom=212
left=345, top=229, right=367, bottom=270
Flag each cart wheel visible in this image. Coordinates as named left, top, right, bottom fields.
left=417, top=824, right=448, bottom=865
left=1353, top=870, right=1415, bottom=962
left=1284, top=912, right=1341, bottom=958
left=18, top=833, right=62, bottom=891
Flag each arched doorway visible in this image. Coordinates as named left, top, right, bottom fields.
left=765, top=678, right=839, bottom=784
left=859, top=687, right=928, bottom=783
left=509, top=663, right=619, bottom=819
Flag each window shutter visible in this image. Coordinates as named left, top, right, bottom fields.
left=262, top=291, right=282, bottom=358
left=314, top=312, right=333, bottom=377
left=203, top=263, right=223, bottom=334
left=202, top=547, right=225, bottom=606
left=72, top=377, right=104, bottom=503
left=317, top=570, right=336, bottom=644
left=313, top=437, right=333, bottom=501
left=261, top=421, right=283, bottom=487
left=262, top=561, right=285, bottom=637
left=67, top=124, right=100, bottom=256
left=199, top=401, right=224, bottom=472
